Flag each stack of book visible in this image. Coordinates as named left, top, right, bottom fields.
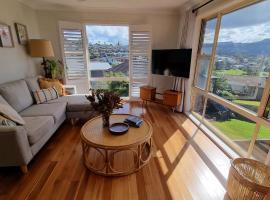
left=124, top=115, right=143, bottom=128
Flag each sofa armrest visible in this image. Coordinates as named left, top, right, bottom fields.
left=0, top=126, right=33, bottom=167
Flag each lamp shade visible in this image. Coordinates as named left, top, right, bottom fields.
left=29, top=39, right=54, bottom=57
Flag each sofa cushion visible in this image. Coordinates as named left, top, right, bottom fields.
left=0, top=103, right=25, bottom=125
left=0, top=115, right=16, bottom=126
left=0, top=80, right=33, bottom=112
left=0, top=95, right=9, bottom=105
left=45, top=96, right=68, bottom=104
left=33, top=87, right=59, bottom=104
left=23, top=116, right=54, bottom=145
left=25, top=76, right=41, bottom=92
left=19, top=102, right=67, bottom=124
left=39, top=78, right=65, bottom=96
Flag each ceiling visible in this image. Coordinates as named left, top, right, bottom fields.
left=19, top=0, right=202, bottom=13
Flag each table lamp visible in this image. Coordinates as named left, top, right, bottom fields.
left=29, top=39, right=55, bottom=78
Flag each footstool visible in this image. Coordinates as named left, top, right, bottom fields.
left=65, top=95, right=98, bottom=124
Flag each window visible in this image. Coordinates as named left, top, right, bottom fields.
left=264, top=96, right=270, bottom=120
left=60, top=23, right=152, bottom=97
left=204, top=99, right=255, bottom=154
left=209, top=3, right=269, bottom=113
left=86, top=25, right=129, bottom=97
left=194, top=19, right=217, bottom=90
left=192, top=1, right=270, bottom=161
left=59, top=22, right=90, bottom=94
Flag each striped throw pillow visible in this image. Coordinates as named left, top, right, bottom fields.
left=0, top=115, right=16, bottom=126
left=33, top=87, right=59, bottom=104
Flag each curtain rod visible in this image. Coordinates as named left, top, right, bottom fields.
left=192, top=0, right=214, bottom=13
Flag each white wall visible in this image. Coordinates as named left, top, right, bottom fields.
left=0, top=0, right=41, bottom=84
left=36, top=10, right=180, bottom=93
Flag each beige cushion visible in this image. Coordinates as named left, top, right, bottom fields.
left=0, top=80, right=33, bottom=112
left=39, top=78, right=65, bottom=96
left=0, top=103, right=25, bottom=125
left=23, top=116, right=54, bottom=145
left=33, top=87, right=59, bottom=104
left=19, top=102, right=67, bottom=124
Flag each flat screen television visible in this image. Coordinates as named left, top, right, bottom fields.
left=152, top=49, right=192, bottom=78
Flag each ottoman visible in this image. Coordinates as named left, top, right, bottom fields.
left=65, top=95, right=98, bottom=124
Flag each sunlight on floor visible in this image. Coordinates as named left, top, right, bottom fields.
left=166, top=146, right=226, bottom=200
left=156, top=150, right=169, bottom=175
left=181, top=118, right=200, bottom=138
left=163, top=129, right=187, bottom=163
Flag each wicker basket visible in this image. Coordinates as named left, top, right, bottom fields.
left=227, top=158, right=270, bottom=200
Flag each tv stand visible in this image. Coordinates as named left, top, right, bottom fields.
left=140, top=86, right=182, bottom=112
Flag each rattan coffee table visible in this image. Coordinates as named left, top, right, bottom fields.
left=80, top=114, right=153, bottom=176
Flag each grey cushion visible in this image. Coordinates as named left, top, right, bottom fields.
left=0, top=80, right=33, bottom=112
left=45, top=96, right=68, bottom=104
left=25, top=77, right=41, bottom=92
left=23, top=116, right=54, bottom=145
left=66, top=95, right=93, bottom=112
left=19, top=102, right=67, bottom=124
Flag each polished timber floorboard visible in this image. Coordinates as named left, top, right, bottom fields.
left=0, top=102, right=231, bottom=200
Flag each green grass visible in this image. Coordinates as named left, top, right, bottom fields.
left=211, top=119, right=270, bottom=140
left=233, top=100, right=260, bottom=107
left=215, top=69, right=247, bottom=76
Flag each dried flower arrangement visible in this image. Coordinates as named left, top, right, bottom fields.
left=86, top=89, right=123, bottom=127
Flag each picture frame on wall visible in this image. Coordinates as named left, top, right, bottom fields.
left=14, top=23, right=28, bottom=45
left=0, top=23, right=14, bottom=48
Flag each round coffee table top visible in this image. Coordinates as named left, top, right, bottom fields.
left=81, top=114, right=153, bottom=149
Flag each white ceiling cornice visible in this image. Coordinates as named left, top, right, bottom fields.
left=18, top=0, right=200, bottom=15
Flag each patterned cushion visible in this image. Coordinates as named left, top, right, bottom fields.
left=39, top=78, right=65, bottom=96
left=0, top=115, right=16, bottom=126
left=33, top=87, right=59, bottom=104
left=0, top=103, right=25, bottom=125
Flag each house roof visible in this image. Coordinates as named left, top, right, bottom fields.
left=224, top=75, right=266, bottom=87
left=106, top=60, right=129, bottom=75
left=90, top=62, right=111, bottom=71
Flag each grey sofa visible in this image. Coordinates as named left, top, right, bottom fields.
left=0, top=77, right=96, bottom=173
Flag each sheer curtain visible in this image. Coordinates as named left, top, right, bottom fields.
left=176, top=9, right=196, bottom=112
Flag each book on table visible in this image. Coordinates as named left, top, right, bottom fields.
left=124, top=116, right=143, bottom=128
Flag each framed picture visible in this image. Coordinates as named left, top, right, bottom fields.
left=14, top=23, right=28, bottom=45
left=0, top=23, right=14, bottom=48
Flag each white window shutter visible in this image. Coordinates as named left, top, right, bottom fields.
left=129, top=25, right=152, bottom=97
left=59, top=21, right=90, bottom=94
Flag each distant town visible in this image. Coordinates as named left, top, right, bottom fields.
left=88, top=42, right=129, bottom=96
left=88, top=42, right=129, bottom=78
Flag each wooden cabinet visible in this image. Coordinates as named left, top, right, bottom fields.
left=140, top=86, right=156, bottom=101
left=163, top=90, right=182, bottom=107
left=140, top=86, right=182, bottom=112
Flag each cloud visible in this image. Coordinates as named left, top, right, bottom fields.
left=218, top=22, right=270, bottom=43
left=203, top=0, right=270, bottom=44
left=221, top=0, right=270, bottom=29
left=86, top=25, right=128, bottom=45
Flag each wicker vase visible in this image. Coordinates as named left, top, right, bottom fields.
left=226, top=158, right=270, bottom=200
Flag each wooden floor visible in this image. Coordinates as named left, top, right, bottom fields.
left=0, top=102, right=231, bottom=200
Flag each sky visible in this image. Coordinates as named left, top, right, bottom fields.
left=204, top=0, right=270, bottom=43
left=86, top=25, right=129, bottom=45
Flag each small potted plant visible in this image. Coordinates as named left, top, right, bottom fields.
left=46, top=59, right=64, bottom=81
left=86, top=89, right=123, bottom=127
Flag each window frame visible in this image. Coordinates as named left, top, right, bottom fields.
left=190, top=0, right=270, bottom=162
left=84, top=23, right=130, bottom=96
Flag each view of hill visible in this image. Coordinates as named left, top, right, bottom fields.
left=203, top=39, right=270, bottom=56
